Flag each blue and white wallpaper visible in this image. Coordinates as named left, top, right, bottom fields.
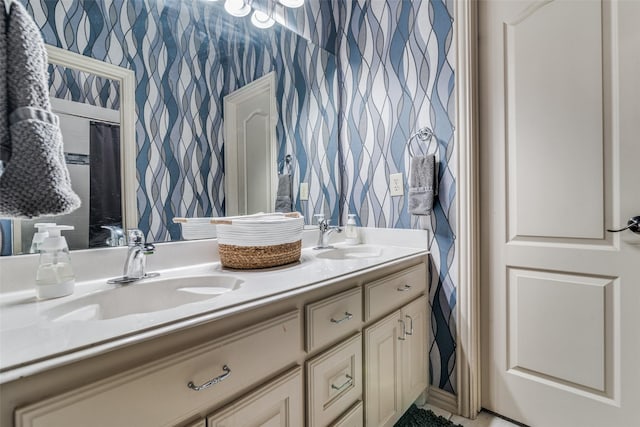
left=336, top=0, right=457, bottom=393
left=48, top=64, right=120, bottom=110
left=24, top=0, right=340, bottom=241
left=23, top=0, right=457, bottom=396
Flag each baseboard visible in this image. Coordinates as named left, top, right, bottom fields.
left=426, top=386, right=458, bottom=415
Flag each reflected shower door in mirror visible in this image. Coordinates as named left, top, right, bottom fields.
left=0, top=46, right=136, bottom=255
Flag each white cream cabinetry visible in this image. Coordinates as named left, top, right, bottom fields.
left=14, top=312, right=301, bottom=427
left=206, top=367, right=303, bottom=427
left=400, top=296, right=429, bottom=409
left=306, top=334, right=363, bottom=426
left=363, top=296, right=429, bottom=427
left=9, top=256, right=428, bottom=427
left=330, top=401, right=364, bottom=427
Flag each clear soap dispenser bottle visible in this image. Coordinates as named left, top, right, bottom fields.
left=345, top=214, right=359, bottom=245
left=36, top=225, right=75, bottom=299
left=29, top=222, right=55, bottom=253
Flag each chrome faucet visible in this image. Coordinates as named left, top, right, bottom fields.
left=124, top=229, right=156, bottom=279
left=108, top=229, right=158, bottom=284
left=315, top=219, right=342, bottom=249
left=101, top=225, right=125, bottom=247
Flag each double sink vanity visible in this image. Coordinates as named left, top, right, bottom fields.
left=0, top=228, right=430, bottom=427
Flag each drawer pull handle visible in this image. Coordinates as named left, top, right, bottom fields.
left=398, top=319, right=407, bottom=340
left=405, top=315, right=414, bottom=335
left=397, top=284, right=412, bottom=292
left=331, top=374, right=353, bottom=391
left=187, top=365, right=231, bottom=391
left=330, top=312, right=353, bottom=324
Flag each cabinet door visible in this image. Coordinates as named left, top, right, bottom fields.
left=363, top=310, right=402, bottom=427
left=207, top=367, right=303, bottom=427
left=400, top=296, right=429, bottom=408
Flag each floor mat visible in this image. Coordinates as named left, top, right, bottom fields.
left=394, top=405, right=464, bottom=427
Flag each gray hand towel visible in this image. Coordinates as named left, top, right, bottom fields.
left=408, top=154, right=435, bottom=216
left=275, top=174, right=292, bottom=213
left=0, top=1, right=80, bottom=218
left=0, top=5, right=8, bottom=167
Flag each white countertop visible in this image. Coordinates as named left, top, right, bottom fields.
left=0, top=228, right=428, bottom=384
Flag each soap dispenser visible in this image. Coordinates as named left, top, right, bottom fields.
left=345, top=214, right=359, bottom=245
left=35, top=225, right=75, bottom=299
left=29, top=222, right=55, bottom=253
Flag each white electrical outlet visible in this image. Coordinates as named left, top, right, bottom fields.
left=390, top=173, right=404, bottom=196
left=300, top=182, right=309, bottom=200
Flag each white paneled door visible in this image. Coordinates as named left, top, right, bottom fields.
left=479, top=1, right=640, bottom=426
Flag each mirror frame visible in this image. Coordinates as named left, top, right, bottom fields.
left=44, top=45, right=138, bottom=235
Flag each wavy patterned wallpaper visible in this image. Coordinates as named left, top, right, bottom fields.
left=22, top=0, right=457, bottom=396
left=48, top=65, right=120, bottom=110
left=336, top=0, right=457, bottom=393
left=23, top=0, right=339, bottom=241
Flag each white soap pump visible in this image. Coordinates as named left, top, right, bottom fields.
left=35, top=225, right=75, bottom=300
left=345, top=214, right=359, bottom=245
left=29, top=222, right=56, bottom=253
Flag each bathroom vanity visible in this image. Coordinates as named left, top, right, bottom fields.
left=0, top=229, right=429, bottom=427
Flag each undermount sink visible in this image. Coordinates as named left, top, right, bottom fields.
left=45, top=275, right=244, bottom=322
left=315, top=245, right=383, bottom=260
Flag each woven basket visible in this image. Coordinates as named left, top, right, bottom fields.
left=212, top=212, right=303, bottom=270
left=218, top=240, right=302, bottom=269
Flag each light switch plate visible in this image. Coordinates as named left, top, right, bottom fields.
left=300, top=182, right=309, bottom=200
left=390, top=173, right=404, bottom=197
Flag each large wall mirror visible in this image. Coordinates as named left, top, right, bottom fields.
left=3, top=46, right=137, bottom=255
left=0, top=0, right=340, bottom=256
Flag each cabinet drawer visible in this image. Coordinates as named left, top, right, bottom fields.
left=207, top=366, right=303, bottom=427
left=15, top=311, right=301, bottom=427
left=307, top=334, right=362, bottom=427
left=364, top=263, right=427, bottom=321
left=306, top=287, right=362, bottom=352
left=330, top=401, right=363, bottom=427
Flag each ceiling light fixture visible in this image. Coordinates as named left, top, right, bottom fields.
left=224, top=0, right=251, bottom=17
left=278, top=0, right=304, bottom=8
left=215, top=0, right=305, bottom=29
left=251, top=10, right=276, bottom=29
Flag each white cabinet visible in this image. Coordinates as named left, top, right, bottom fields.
left=14, top=312, right=301, bottom=427
left=364, top=264, right=427, bottom=321
left=306, top=334, right=362, bottom=426
left=207, top=367, right=303, bottom=427
left=363, top=309, right=404, bottom=427
left=400, top=296, right=428, bottom=409
left=10, top=258, right=429, bottom=427
left=306, top=287, right=363, bottom=352
left=330, top=401, right=363, bottom=427
left=364, top=296, right=429, bottom=427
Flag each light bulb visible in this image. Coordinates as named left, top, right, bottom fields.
left=224, top=0, right=251, bottom=17
left=251, top=10, right=275, bottom=29
left=278, top=0, right=304, bottom=8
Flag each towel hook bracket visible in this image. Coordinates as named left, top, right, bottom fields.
left=408, top=127, right=435, bottom=157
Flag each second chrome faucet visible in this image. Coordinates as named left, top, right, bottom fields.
left=315, top=219, right=342, bottom=249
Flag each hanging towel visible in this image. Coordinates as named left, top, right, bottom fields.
left=0, top=3, right=8, bottom=168
left=408, top=154, right=436, bottom=216
left=0, top=1, right=80, bottom=218
left=274, top=174, right=293, bottom=213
